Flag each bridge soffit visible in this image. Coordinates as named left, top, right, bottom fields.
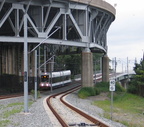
left=0, top=0, right=115, bottom=52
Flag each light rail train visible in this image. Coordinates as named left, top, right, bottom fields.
left=39, top=70, right=71, bottom=89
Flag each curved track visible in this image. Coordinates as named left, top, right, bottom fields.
left=46, top=85, right=109, bottom=127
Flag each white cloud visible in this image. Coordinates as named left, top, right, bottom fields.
left=108, top=41, right=143, bottom=62
left=106, top=0, right=144, bottom=67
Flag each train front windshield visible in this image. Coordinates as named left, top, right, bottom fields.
left=41, top=75, right=49, bottom=82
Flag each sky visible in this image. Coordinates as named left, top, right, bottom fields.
left=105, top=0, right=144, bottom=72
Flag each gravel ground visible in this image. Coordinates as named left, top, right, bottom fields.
left=0, top=88, right=126, bottom=127
left=0, top=96, right=53, bottom=127
left=66, top=91, right=126, bottom=127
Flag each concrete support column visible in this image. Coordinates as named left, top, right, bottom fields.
left=15, top=46, right=19, bottom=75
left=5, top=47, right=8, bottom=74
left=28, top=45, right=36, bottom=77
left=2, top=46, right=6, bottom=74
left=102, top=54, right=109, bottom=82
left=0, top=44, right=23, bottom=76
left=121, top=80, right=128, bottom=89
left=8, top=46, right=14, bottom=74
left=8, top=46, right=12, bottom=74
left=81, top=48, right=93, bottom=87
left=12, top=46, right=16, bottom=74
left=17, top=45, right=23, bottom=76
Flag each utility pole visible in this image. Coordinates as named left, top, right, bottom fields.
left=127, top=57, right=129, bottom=82
left=23, top=15, right=60, bottom=112
left=114, top=57, right=117, bottom=81
left=34, top=50, right=37, bottom=101
left=24, top=13, right=28, bottom=113
left=127, top=57, right=129, bottom=74
left=94, top=61, right=96, bottom=84
left=122, top=63, right=123, bottom=73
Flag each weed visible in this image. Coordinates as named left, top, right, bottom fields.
left=0, top=104, right=4, bottom=110
left=93, top=92, right=144, bottom=126
left=0, top=101, right=33, bottom=127
left=3, top=108, right=22, bottom=118
left=94, top=82, right=109, bottom=92
left=7, top=102, right=23, bottom=107
left=31, top=89, right=41, bottom=98
left=78, top=87, right=97, bottom=99
left=0, top=120, right=11, bottom=127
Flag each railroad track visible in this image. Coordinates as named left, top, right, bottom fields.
left=46, top=85, right=109, bottom=127
left=0, top=93, right=23, bottom=100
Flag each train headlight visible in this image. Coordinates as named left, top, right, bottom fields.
left=46, top=83, right=49, bottom=86
left=41, top=83, right=44, bottom=86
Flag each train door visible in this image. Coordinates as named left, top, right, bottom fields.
left=61, top=71, right=64, bottom=86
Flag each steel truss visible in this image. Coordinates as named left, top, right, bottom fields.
left=0, top=0, right=115, bottom=53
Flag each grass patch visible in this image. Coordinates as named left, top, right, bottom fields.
left=114, top=93, right=144, bottom=114
left=7, top=102, right=23, bottom=107
left=93, top=92, right=144, bottom=126
left=0, top=104, right=4, bottom=110
left=95, top=82, right=109, bottom=92
left=78, top=87, right=99, bottom=99
left=31, top=89, right=41, bottom=98
left=95, top=82, right=126, bottom=93
left=0, top=120, right=11, bottom=127
left=28, top=101, right=34, bottom=107
left=0, top=101, right=34, bottom=126
left=78, top=82, right=125, bottom=99
left=78, top=82, right=144, bottom=126
left=3, top=108, right=22, bottom=118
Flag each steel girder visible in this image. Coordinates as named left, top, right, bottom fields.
left=0, top=0, right=115, bottom=53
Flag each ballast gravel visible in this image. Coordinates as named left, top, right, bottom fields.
left=66, top=92, right=126, bottom=127
left=0, top=90, right=126, bottom=127
left=0, top=96, right=53, bottom=127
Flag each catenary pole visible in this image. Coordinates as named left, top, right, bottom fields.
left=115, top=57, right=117, bottom=81
left=34, top=50, right=37, bottom=101
left=23, top=17, right=60, bottom=107
left=24, top=13, right=28, bottom=112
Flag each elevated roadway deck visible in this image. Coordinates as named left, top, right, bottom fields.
left=0, top=0, right=115, bottom=52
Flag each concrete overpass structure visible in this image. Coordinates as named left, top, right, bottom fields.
left=115, top=72, right=136, bottom=89
left=0, top=0, right=116, bottom=86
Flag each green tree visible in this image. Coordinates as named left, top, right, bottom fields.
left=133, top=57, right=144, bottom=84
left=65, top=54, right=81, bottom=75
left=55, top=53, right=103, bottom=76
left=93, top=53, right=102, bottom=73
left=55, top=54, right=81, bottom=76
left=128, top=55, right=144, bottom=95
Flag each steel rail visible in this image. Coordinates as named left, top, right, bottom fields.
left=60, top=93, right=109, bottom=127
left=46, top=84, right=109, bottom=127
left=46, top=85, right=81, bottom=127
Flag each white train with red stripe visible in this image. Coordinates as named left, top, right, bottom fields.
left=39, top=70, right=71, bottom=89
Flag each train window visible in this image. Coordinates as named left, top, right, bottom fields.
left=52, top=77, right=61, bottom=83
left=41, top=75, right=49, bottom=82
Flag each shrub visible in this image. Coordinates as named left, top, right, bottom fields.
left=95, top=81, right=125, bottom=93
left=30, top=89, right=41, bottom=98
left=94, top=87, right=100, bottom=95
left=94, top=82, right=109, bottom=92
left=115, top=82, right=126, bottom=92
left=127, top=80, right=139, bottom=94
left=78, top=87, right=96, bottom=99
